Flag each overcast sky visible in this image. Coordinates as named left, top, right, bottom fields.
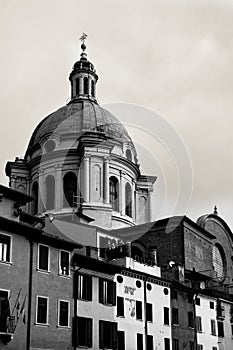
left=1, top=0, right=233, bottom=229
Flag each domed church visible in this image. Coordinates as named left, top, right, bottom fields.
left=5, top=38, right=156, bottom=229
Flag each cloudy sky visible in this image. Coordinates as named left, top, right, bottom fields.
left=1, top=0, right=233, bottom=229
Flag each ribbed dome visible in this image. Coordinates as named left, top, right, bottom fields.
left=26, top=99, right=134, bottom=153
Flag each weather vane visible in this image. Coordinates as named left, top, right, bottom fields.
left=80, top=33, right=88, bottom=44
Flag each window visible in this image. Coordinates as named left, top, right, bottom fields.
left=0, top=234, right=11, bottom=262
left=213, top=244, right=225, bottom=278
left=212, top=347, right=217, bottom=350
left=38, top=244, right=49, bottom=271
left=75, top=78, right=80, bottom=95
left=147, top=335, right=153, bottom=350
left=187, top=294, right=193, bottom=304
left=164, top=307, right=169, bottom=325
left=74, top=317, right=92, bottom=348
left=58, top=300, right=69, bottom=327
left=109, top=176, right=119, bottom=211
left=83, top=77, right=88, bottom=95
left=99, top=320, right=117, bottom=349
left=45, top=175, right=55, bottom=210
left=172, top=308, right=179, bottom=325
left=99, top=279, right=116, bottom=305
left=173, top=339, right=179, bottom=350
left=196, top=316, right=202, bottom=332
left=188, top=311, right=194, bottom=328
left=59, top=250, right=70, bottom=276
left=77, top=274, right=92, bottom=301
left=125, top=183, right=132, bottom=217
left=126, top=149, right=132, bottom=161
left=211, top=319, right=216, bottom=335
left=164, top=338, right=170, bottom=350
left=36, top=296, right=48, bottom=324
left=31, top=181, right=38, bottom=215
left=117, top=297, right=124, bottom=317
left=63, top=172, right=77, bottom=208
left=0, top=290, right=10, bottom=332
left=117, top=331, right=125, bottom=350
left=196, top=297, right=200, bottom=306
left=217, top=321, right=224, bottom=337
left=91, top=80, right=95, bottom=97
left=136, top=301, right=143, bottom=320
left=137, top=333, right=143, bottom=350
left=197, top=345, right=203, bottom=350
left=210, top=301, right=214, bottom=309
left=146, top=303, right=153, bottom=322
left=190, top=341, right=194, bottom=350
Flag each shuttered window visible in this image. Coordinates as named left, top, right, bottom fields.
left=77, top=274, right=92, bottom=301
left=99, top=320, right=117, bottom=349
left=74, top=317, right=92, bottom=348
left=99, top=279, right=116, bottom=305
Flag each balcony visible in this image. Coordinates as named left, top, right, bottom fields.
left=112, top=256, right=161, bottom=277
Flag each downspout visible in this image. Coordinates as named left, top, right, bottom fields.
left=143, top=277, right=148, bottom=350
left=26, top=240, right=33, bottom=350
left=192, top=293, right=197, bottom=350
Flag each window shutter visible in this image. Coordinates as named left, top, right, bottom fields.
left=87, top=276, right=92, bottom=301
left=99, top=279, right=104, bottom=304
left=112, top=322, right=118, bottom=349
left=112, top=282, right=116, bottom=306
left=99, top=320, right=104, bottom=348
left=87, top=318, right=92, bottom=347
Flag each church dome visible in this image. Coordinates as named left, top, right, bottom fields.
left=26, top=99, right=135, bottom=156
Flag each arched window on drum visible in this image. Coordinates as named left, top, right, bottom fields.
left=109, top=176, right=119, bottom=211
left=45, top=175, right=55, bottom=210
left=125, top=182, right=132, bottom=217
left=63, top=172, right=77, bottom=208
left=213, top=244, right=226, bottom=279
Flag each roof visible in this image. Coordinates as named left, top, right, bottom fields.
left=0, top=184, right=34, bottom=205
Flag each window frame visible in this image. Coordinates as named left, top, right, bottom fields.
left=147, top=335, right=153, bottom=350
left=0, top=233, right=12, bottom=263
left=77, top=274, right=92, bottom=301
left=136, top=300, right=143, bottom=320
left=211, top=319, right=216, bottom=336
left=75, top=316, right=93, bottom=348
left=217, top=320, right=224, bottom=337
left=58, top=299, right=70, bottom=328
left=196, top=316, right=202, bottom=333
left=36, top=295, right=49, bottom=325
left=164, top=337, right=170, bottom=350
left=173, top=339, right=179, bottom=350
left=164, top=307, right=170, bottom=325
left=99, top=278, right=116, bottom=306
left=146, top=303, right=153, bottom=322
left=99, top=320, right=117, bottom=349
left=188, top=311, right=194, bottom=328
left=172, top=307, right=179, bottom=325
left=137, top=333, right=143, bottom=350
left=117, top=296, right=124, bottom=317
left=37, top=243, right=50, bottom=272
left=59, top=249, right=70, bottom=277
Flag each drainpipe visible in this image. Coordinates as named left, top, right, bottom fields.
left=26, top=240, right=33, bottom=350
left=192, top=293, right=197, bottom=350
left=143, top=277, right=148, bottom=350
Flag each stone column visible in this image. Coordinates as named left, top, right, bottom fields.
left=38, top=169, right=45, bottom=213
left=55, top=164, right=63, bottom=210
left=104, top=157, right=109, bottom=204
left=83, top=155, right=90, bottom=203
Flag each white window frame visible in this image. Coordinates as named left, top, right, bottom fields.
left=36, top=295, right=49, bottom=325
left=0, top=233, right=12, bottom=264
left=57, top=299, right=70, bottom=328
left=37, top=243, right=50, bottom=272
left=58, top=250, right=70, bottom=277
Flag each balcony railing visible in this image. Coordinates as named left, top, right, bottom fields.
left=0, top=316, right=16, bottom=335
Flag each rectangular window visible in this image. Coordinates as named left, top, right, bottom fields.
left=38, top=244, right=49, bottom=271
left=136, top=301, right=143, bottom=320
left=0, top=234, right=11, bottom=262
left=217, top=321, right=224, bottom=337
left=187, top=294, right=193, bottom=304
left=146, top=303, right=153, bottom=322
left=164, top=307, right=169, bottom=325
left=173, top=339, right=179, bottom=350
left=117, top=297, right=124, bottom=317
left=197, top=345, right=203, bottom=350
left=171, top=290, right=177, bottom=299
left=172, top=308, right=179, bottom=325
left=99, top=320, right=117, bottom=349
left=77, top=274, right=92, bottom=301
left=36, top=296, right=48, bottom=324
left=212, top=347, right=217, bottom=350
left=196, top=297, right=200, bottom=306
left=99, top=279, right=116, bottom=305
left=137, top=333, right=143, bottom=350
left=147, top=335, right=153, bottom=350
left=196, top=316, right=202, bottom=332
left=75, top=317, right=92, bottom=348
left=59, top=250, right=70, bottom=276
left=117, top=331, right=125, bottom=350
left=0, top=290, right=10, bottom=332
left=211, top=319, right=216, bottom=335
left=188, top=311, right=194, bottom=328
left=58, top=300, right=69, bottom=327
left=164, top=338, right=170, bottom=350
left=210, top=301, right=214, bottom=309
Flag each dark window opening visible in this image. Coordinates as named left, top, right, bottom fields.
left=188, top=311, right=194, bottom=328
left=146, top=303, right=153, bottom=322
left=0, top=234, right=11, bottom=262
left=210, top=301, right=214, bottom=309
left=125, top=182, right=132, bottom=217
left=0, top=290, right=10, bottom=332
left=172, top=308, right=179, bottom=325
left=117, top=297, right=124, bottom=317
left=196, top=297, right=200, bottom=306
left=63, top=172, right=77, bottom=208
left=137, top=333, right=143, bottom=350
left=171, top=290, right=178, bottom=299
left=147, top=335, right=153, bottom=350
left=218, top=321, right=224, bottom=337
left=164, top=338, right=170, bottom=350
left=117, top=330, right=125, bottom=350
left=173, top=339, right=179, bottom=350
left=31, top=181, right=38, bottom=215
left=37, top=296, right=48, bottom=324
left=109, top=176, right=119, bottom=211
left=59, top=301, right=69, bottom=327
left=77, top=274, right=92, bottom=301
left=136, top=301, right=142, bottom=320
left=91, top=80, right=95, bottom=97
left=99, top=279, right=116, bottom=306
left=83, top=77, right=88, bottom=94
left=196, top=316, right=202, bottom=332
left=76, top=78, right=80, bottom=95
left=45, top=175, right=55, bottom=210
left=164, top=307, right=169, bottom=325
left=74, top=316, right=92, bottom=348
left=99, top=320, right=117, bottom=349
left=38, top=245, right=49, bottom=271
left=211, top=319, right=216, bottom=335
left=60, top=250, right=69, bottom=276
